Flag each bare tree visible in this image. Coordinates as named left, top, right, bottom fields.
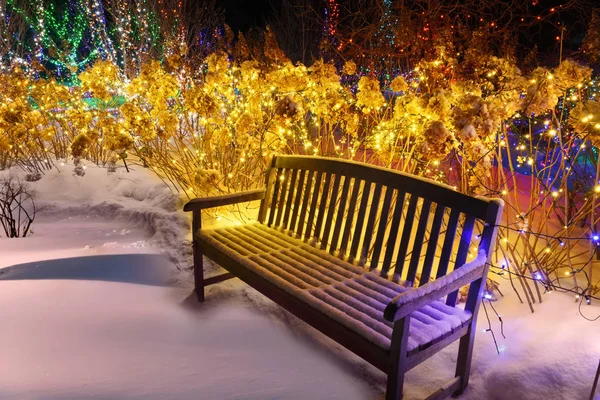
left=268, top=0, right=322, bottom=65
left=0, top=0, right=34, bottom=68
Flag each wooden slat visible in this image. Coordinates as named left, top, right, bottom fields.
left=479, top=199, right=505, bottom=260
left=370, top=186, right=394, bottom=270
left=282, top=169, right=299, bottom=229
left=381, top=191, right=406, bottom=275
left=446, top=214, right=476, bottom=306
left=258, top=157, right=277, bottom=223
left=406, top=199, right=432, bottom=285
left=314, top=172, right=333, bottom=242
left=359, top=183, right=383, bottom=266
left=420, top=204, right=445, bottom=286
left=393, top=194, right=419, bottom=277
left=321, top=174, right=342, bottom=249
left=289, top=169, right=306, bottom=232
left=340, top=179, right=362, bottom=256
left=267, top=167, right=283, bottom=226
left=330, top=176, right=351, bottom=253
left=296, top=170, right=314, bottom=237
left=456, top=216, right=477, bottom=268
left=436, top=209, right=461, bottom=279
left=275, top=169, right=291, bottom=227
left=349, top=181, right=372, bottom=261
left=257, top=174, right=271, bottom=224
left=304, top=171, right=323, bottom=240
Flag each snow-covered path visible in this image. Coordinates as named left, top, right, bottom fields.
left=1, top=223, right=598, bottom=400
left=0, top=164, right=598, bottom=399
left=0, top=259, right=378, bottom=400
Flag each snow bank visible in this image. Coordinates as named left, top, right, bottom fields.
left=0, top=161, right=192, bottom=276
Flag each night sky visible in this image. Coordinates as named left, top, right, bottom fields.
left=216, top=0, right=273, bottom=32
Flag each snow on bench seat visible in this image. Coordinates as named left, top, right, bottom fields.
left=199, top=222, right=473, bottom=354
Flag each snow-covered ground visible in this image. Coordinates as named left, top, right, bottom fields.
left=0, top=162, right=598, bottom=400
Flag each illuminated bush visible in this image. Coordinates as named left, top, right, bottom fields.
left=0, top=40, right=598, bottom=301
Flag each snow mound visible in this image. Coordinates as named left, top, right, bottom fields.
left=1, top=161, right=192, bottom=274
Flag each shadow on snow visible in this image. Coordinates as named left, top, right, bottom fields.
left=0, top=253, right=172, bottom=287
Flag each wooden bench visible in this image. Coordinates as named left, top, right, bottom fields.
left=184, top=155, right=503, bottom=400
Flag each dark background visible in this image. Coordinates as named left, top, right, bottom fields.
left=216, top=0, right=592, bottom=59
left=216, top=0, right=273, bottom=32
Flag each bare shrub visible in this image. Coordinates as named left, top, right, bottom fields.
left=0, top=177, right=36, bottom=238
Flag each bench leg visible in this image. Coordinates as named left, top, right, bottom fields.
left=453, top=325, right=476, bottom=396
left=386, top=316, right=411, bottom=400
left=194, top=249, right=205, bottom=302
left=454, top=275, right=487, bottom=397
left=192, top=210, right=204, bottom=302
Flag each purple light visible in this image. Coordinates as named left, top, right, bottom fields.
left=593, top=235, right=599, bottom=241
left=534, top=273, right=542, bottom=280
left=484, top=293, right=493, bottom=300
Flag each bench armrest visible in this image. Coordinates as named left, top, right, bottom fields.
left=383, top=251, right=488, bottom=323
left=183, top=189, right=266, bottom=212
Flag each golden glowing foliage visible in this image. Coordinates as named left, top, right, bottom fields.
left=570, top=100, right=600, bottom=137
left=0, top=43, right=596, bottom=202
left=422, top=121, right=455, bottom=160
left=390, top=75, right=409, bottom=92
left=342, top=61, right=357, bottom=76
left=70, top=133, right=91, bottom=158
left=78, top=60, right=120, bottom=101
left=204, top=51, right=231, bottom=88
left=523, top=67, right=561, bottom=115
left=268, top=62, right=309, bottom=93
left=356, top=76, right=385, bottom=112
left=553, top=59, right=593, bottom=90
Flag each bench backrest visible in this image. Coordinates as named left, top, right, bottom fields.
left=258, top=156, right=503, bottom=299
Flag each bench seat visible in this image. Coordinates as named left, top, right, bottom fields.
left=199, top=222, right=473, bottom=355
